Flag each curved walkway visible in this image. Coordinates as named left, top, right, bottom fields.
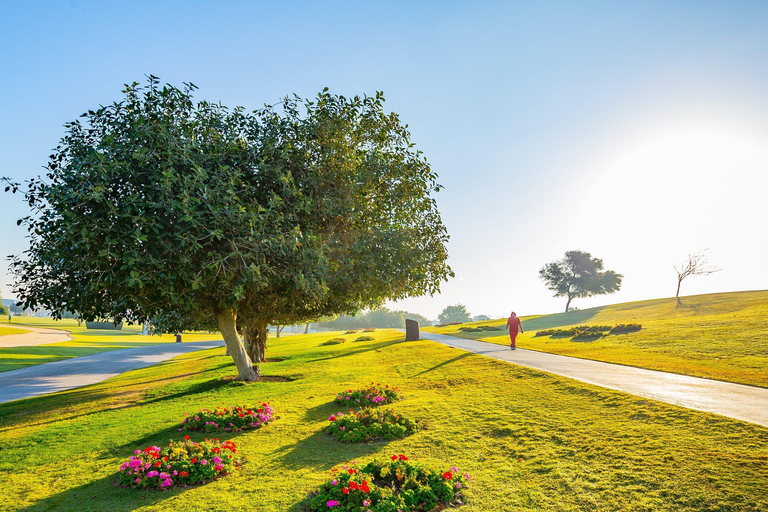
left=420, top=331, right=768, bottom=428
left=0, top=324, right=72, bottom=347
left=0, top=340, right=224, bottom=404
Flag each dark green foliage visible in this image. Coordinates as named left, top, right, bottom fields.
left=321, top=338, right=346, bottom=346
left=3, top=78, right=452, bottom=374
left=610, top=323, right=643, bottom=334
left=540, top=251, right=623, bottom=312
left=354, top=335, right=375, bottom=342
left=458, top=324, right=501, bottom=333
left=535, top=324, right=641, bottom=341
left=326, top=408, right=419, bottom=443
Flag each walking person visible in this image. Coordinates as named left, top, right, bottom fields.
left=506, top=311, right=523, bottom=350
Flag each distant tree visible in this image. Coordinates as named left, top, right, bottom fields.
left=3, top=78, right=452, bottom=380
left=472, top=314, right=491, bottom=322
left=539, top=251, right=622, bottom=312
left=438, top=304, right=471, bottom=324
left=674, top=251, right=720, bottom=299
left=315, top=308, right=431, bottom=330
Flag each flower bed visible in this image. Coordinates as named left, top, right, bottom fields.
left=534, top=324, right=641, bottom=340
left=306, top=455, right=469, bottom=511
left=335, top=383, right=400, bottom=407
left=181, top=403, right=275, bottom=433
left=345, top=330, right=358, bottom=334
left=354, top=335, right=375, bottom=342
left=362, top=328, right=376, bottom=332
left=118, top=437, right=238, bottom=489
left=458, top=324, right=501, bottom=332
left=610, top=323, right=642, bottom=334
left=327, top=408, right=419, bottom=443
left=322, top=338, right=346, bottom=346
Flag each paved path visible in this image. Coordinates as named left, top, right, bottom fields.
left=0, top=340, right=224, bottom=404
left=420, top=331, right=768, bottom=428
left=0, top=324, right=72, bottom=347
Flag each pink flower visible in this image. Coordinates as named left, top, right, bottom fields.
left=363, top=499, right=371, bottom=506
left=213, top=456, right=222, bottom=464
left=200, top=459, right=208, bottom=465
left=147, top=471, right=159, bottom=478
left=327, top=500, right=339, bottom=507
left=134, top=477, right=141, bottom=484
left=331, top=479, right=338, bottom=486
left=160, top=478, right=172, bottom=487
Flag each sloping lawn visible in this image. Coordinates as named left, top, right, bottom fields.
left=0, top=318, right=221, bottom=372
left=0, top=329, right=765, bottom=511
left=425, top=290, right=768, bottom=387
left=0, top=326, right=31, bottom=337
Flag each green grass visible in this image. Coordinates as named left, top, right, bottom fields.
left=0, top=326, right=30, bottom=337
left=0, top=317, right=221, bottom=372
left=0, top=328, right=765, bottom=511
left=425, top=290, right=768, bottom=388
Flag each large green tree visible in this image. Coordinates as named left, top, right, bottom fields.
left=539, top=250, right=622, bottom=312
left=437, top=304, right=471, bottom=324
left=3, top=78, right=452, bottom=380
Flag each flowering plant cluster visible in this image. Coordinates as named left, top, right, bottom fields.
left=181, top=402, right=275, bottom=433
left=326, top=408, right=418, bottom=443
left=354, top=335, right=375, bottom=342
left=335, top=383, right=401, bottom=407
left=117, top=437, right=238, bottom=489
left=362, top=328, right=376, bottom=332
left=307, top=455, right=469, bottom=511
left=322, top=338, right=346, bottom=346
left=535, top=324, right=642, bottom=340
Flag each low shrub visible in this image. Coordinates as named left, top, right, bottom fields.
left=362, top=328, right=377, bottom=332
left=322, top=338, right=346, bottom=346
left=306, top=455, right=470, bottom=511
left=181, top=403, right=275, bottom=433
left=327, top=408, right=419, bottom=443
left=610, top=323, right=642, bottom=334
left=434, top=321, right=464, bottom=328
left=572, top=331, right=604, bottom=341
left=335, top=383, right=401, bottom=407
left=354, top=335, right=375, bottom=342
left=345, top=330, right=358, bottom=334
left=118, top=437, right=238, bottom=489
left=459, top=324, right=501, bottom=332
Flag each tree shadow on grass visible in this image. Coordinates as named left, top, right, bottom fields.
left=521, top=307, right=605, bottom=330
left=272, top=429, right=387, bottom=472
left=16, top=472, right=194, bottom=512
left=307, top=339, right=410, bottom=363
left=411, top=353, right=472, bottom=377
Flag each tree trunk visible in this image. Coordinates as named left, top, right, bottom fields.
left=304, top=323, right=310, bottom=334
left=565, top=296, right=573, bottom=313
left=256, top=320, right=268, bottom=363
left=216, top=309, right=258, bottom=381
left=276, top=325, right=284, bottom=338
left=676, top=278, right=682, bottom=298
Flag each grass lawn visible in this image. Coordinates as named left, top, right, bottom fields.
left=0, top=326, right=31, bottom=337
left=0, top=317, right=221, bottom=372
left=0, top=328, right=765, bottom=511
left=424, top=290, right=768, bottom=388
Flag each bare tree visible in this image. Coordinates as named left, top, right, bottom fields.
left=674, top=251, right=720, bottom=299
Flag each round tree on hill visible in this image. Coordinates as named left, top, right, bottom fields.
left=438, top=304, right=471, bottom=324
left=539, top=250, right=622, bottom=312
left=3, top=78, right=453, bottom=380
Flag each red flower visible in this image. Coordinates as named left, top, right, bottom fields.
left=443, top=471, right=453, bottom=480
left=163, top=456, right=169, bottom=461
left=398, top=454, right=408, bottom=461
left=180, top=471, right=189, bottom=477
left=361, top=481, right=371, bottom=493
left=238, top=413, right=245, bottom=418
left=342, top=488, right=349, bottom=494
left=212, top=447, right=220, bottom=454
left=191, top=458, right=197, bottom=464
left=349, top=481, right=359, bottom=491
left=154, top=461, right=162, bottom=468
left=391, top=455, right=398, bottom=461
left=183, top=435, right=190, bottom=441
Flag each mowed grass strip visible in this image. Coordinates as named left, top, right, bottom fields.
left=0, top=326, right=31, bottom=337
left=425, top=290, right=768, bottom=387
left=0, top=329, right=765, bottom=511
left=0, top=318, right=222, bottom=372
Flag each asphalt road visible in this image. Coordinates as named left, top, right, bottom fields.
left=419, top=330, right=768, bottom=428
left=0, top=340, right=224, bottom=404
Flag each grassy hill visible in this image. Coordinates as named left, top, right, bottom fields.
left=424, top=290, right=768, bottom=387
left=0, top=328, right=765, bottom=511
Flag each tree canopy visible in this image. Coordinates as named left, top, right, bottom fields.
left=3, top=77, right=452, bottom=380
left=539, top=251, right=622, bottom=312
left=438, top=304, right=471, bottom=324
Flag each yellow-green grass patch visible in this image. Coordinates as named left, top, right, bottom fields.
left=0, top=327, right=31, bottom=337
left=0, top=329, right=765, bottom=511
left=424, top=290, right=768, bottom=387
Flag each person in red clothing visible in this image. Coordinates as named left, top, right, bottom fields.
left=506, top=311, right=523, bottom=350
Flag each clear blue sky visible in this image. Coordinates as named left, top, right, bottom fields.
left=2, top=1, right=768, bottom=319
